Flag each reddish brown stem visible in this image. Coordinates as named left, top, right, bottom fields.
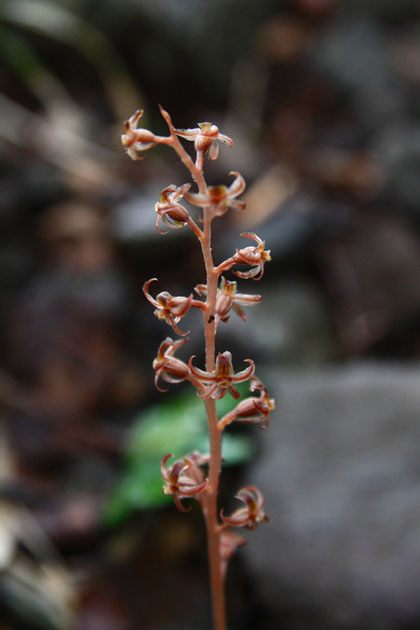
left=159, top=106, right=207, bottom=194
left=204, top=395, right=226, bottom=630
left=214, top=256, right=237, bottom=276
left=201, top=209, right=226, bottom=630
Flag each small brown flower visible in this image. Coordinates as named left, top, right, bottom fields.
left=155, top=184, right=203, bottom=237
left=215, top=233, right=271, bottom=280
left=143, top=278, right=205, bottom=336
left=233, top=233, right=271, bottom=280
left=188, top=351, right=255, bottom=400
left=175, top=122, right=233, bottom=161
left=219, top=377, right=275, bottom=430
left=152, top=337, right=190, bottom=392
left=184, top=172, right=246, bottom=217
left=195, top=276, right=261, bottom=328
left=121, top=110, right=161, bottom=160
left=221, top=486, right=268, bottom=530
left=161, top=453, right=208, bottom=512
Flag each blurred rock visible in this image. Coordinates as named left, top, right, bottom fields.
left=311, top=14, right=405, bottom=127
left=288, top=0, right=337, bottom=17
left=256, top=17, right=314, bottom=64
left=304, top=148, right=382, bottom=199
left=321, top=214, right=420, bottom=355
left=219, top=280, right=337, bottom=366
left=113, top=189, right=163, bottom=244
left=376, top=124, right=420, bottom=212
left=234, top=164, right=300, bottom=230
left=245, top=363, right=420, bottom=628
left=342, top=0, right=420, bottom=20
left=40, top=201, right=113, bottom=273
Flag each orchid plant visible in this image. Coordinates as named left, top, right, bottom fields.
left=122, top=106, right=275, bottom=630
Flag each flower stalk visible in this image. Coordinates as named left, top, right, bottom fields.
left=122, top=106, right=274, bottom=630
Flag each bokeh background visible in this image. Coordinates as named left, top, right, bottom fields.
left=2, top=0, right=420, bottom=628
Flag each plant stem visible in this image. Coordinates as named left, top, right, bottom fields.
left=204, top=396, right=226, bottom=630
left=201, top=207, right=226, bottom=630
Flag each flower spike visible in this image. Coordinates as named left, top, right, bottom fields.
left=123, top=107, right=273, bottom=624
left=221, top=486, right=268, bottom=530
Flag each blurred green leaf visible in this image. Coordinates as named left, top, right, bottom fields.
left=104, top=386, right=253, bottom=526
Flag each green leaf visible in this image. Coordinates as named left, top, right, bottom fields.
left=104, top=387, right=253, bottom=526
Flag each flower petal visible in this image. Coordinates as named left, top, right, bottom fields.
left=232, top=359, right=255, bottom=383
left=142, top=278, right=159, bottom=306
left=208, top=141, right=219, bottom=161
left=160, top=453, right=173, bottom=481
left=184, top=191, right=209, bottom=207
left=218, top=132, right=233, bottom=146
left=175, top=127, right=200, bottom=140
left=188, top=356, right=215, bottom=382
left=227, top=171, right=246, bottom=197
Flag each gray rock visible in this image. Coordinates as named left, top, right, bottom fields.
left=218, top=280, right=338, bottom=366
left=376, top=124, right=420, bottom=211
left=311, top=14, right=405, bottom=127
left=342, top=0, right=420, bottom=20
left=244, top=363, right=420, bottom=628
